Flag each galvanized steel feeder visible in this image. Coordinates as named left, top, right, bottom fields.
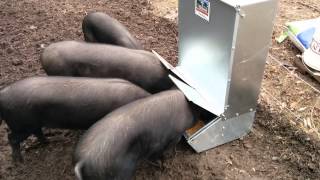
left=153, top=0, right=278, bottom=152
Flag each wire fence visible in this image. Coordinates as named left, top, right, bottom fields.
left=260, top=53, right=320, bottom=133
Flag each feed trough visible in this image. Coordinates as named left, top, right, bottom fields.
left=154, top=0, right=278, bottom=152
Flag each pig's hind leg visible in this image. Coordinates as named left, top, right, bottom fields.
left=8, top=131, right=30, bottom=163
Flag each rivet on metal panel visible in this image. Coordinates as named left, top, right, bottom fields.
left=221, top=114, right=226, bottom=121
left=240, top=12, right=246, bottom=18
left=222, top=126, right=225, bottom=130
left=235, top=5, right=246, bottom=18
left=236, top=113, right=239, bottom=117
left=235, top=5, right=241, bottom=12
left=250, top=108, right=254, bottom=112
left=221, top=133, right=224, bottom=137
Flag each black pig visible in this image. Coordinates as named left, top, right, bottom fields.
left=0, top=76, right=150, bottom=162
left=40, top=41, right=174, bottom=93
left=73, top=90, right=198, bottom=180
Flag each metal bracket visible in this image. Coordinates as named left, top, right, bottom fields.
left=187, top=111, right=255, bottom=153
left=235, top=5, right=246, bottom=18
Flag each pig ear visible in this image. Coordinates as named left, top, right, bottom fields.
left=74, top=161, right=84, bottom=180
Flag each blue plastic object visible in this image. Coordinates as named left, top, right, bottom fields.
left=297, top=27, right=316, bottom=49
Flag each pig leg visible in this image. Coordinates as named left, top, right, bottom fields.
left=8, top=132, right=30, bottom=162
left=147, top=136, right=182, bottom=169
left=148, top=135, right=182, bottom=161
left=33, top=128, right=48, bottom=145
left=115, top=154, right=139, bottom=180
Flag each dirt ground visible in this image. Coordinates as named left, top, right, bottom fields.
left=0, top=0, right=320, bottom=179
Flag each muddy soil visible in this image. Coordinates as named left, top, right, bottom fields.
left=0, top=0, right=320, bottom=179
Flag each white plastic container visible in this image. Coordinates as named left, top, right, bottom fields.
left=303, top=25, right=320, bottom=71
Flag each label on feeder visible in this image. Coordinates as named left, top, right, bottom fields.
left=195, top=0, right=210, bottom=22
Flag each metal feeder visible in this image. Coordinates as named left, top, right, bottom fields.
left=154, top=0, right=277, bottom=153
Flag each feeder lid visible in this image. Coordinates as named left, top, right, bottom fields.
left=153, top=50, right=223, bottom=116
